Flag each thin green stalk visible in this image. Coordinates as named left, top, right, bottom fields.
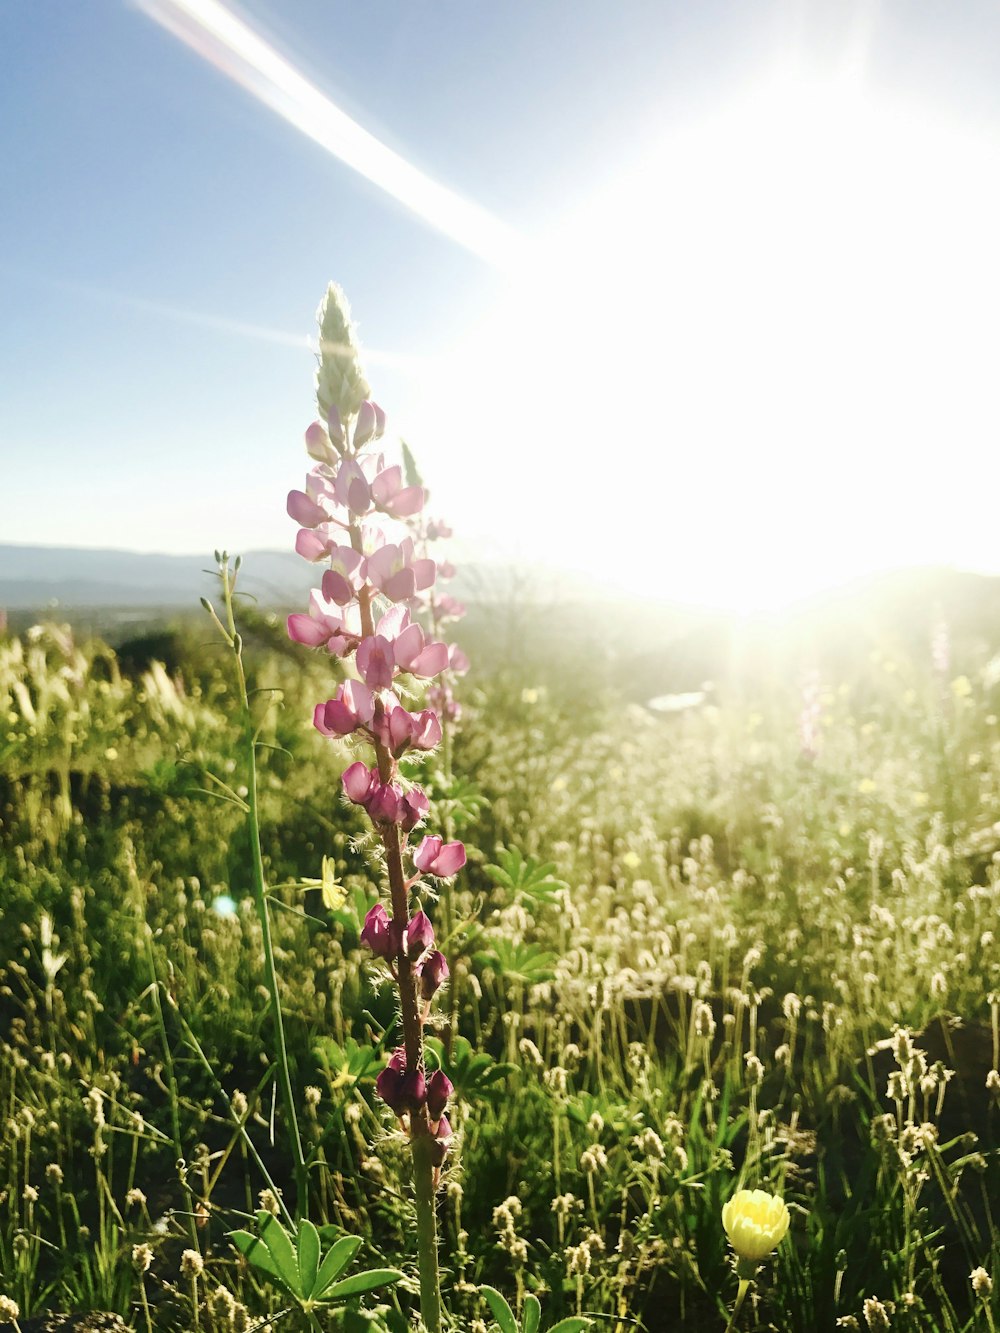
left=217, top=557, right=308, bottom=1216
left=724, top=1278, right=750, bottom=1333
left=144, top=934, right=200, bottom=1250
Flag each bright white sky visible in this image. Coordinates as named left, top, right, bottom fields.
left=4, top=1, right=1000, bottom=612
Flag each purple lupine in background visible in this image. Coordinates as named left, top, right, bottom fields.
left=286, top=284, right=466, bottom=1333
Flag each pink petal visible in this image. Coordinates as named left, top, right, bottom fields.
left=372, top=403, right=386, bottom=439
left=348, top=477, right=371, bottom=514
left=342, top=761, right=375, bottom=804
left=305, top=422, right=336, bottom=465
left=342, top=678, right=374, bottom=724
left=413, top=835, right=443, bottom=872
left=375, top=604, right=409, bottom=640
left=323, top=697, right=359, bottom=735
left=354, top=401, right=377, bottom=448
left=327, top=406, right=345, bottom=447
left=448, top=645, right=470, bottom=674
left=382, top=568, right=417, bottom=603
left=287, top=614, right=331, bottom=647
left=295, top=528, right=333, bottom=562
left=313, top=701, right=337, bottom=736
left=287, top=490, right=328, bottom=528
left=371, top=466, right=402, bottom=507
left=321, top=569, right=354, bottom=607
left=392, top=621, right=425, bottom=670
left=411, top=641, right=449, bottom=677
left=411, top=559, right=436, bottom=591
left=386, top=486, right=425, bottom=518
left=433, top=842, right=466, bottom=877
left=410, top=711, right=442, bottom=750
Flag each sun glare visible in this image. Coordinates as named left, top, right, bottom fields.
left=427, top=69, right=1000, bottom=612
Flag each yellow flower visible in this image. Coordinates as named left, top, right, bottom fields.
left=722, top=1189, right=790, bottom=1262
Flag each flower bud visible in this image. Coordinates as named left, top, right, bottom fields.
left=406, top=911, right=435, bottom=957
left=418, top=950, right=449, bottom=1000
left=360, top=905, right=392, bottom=958
left=721, top=1189, right=789, bottom=1263
left=400, top=1068, right=427, bottom=1112
left=426, top=1069, right=453, bottom=1120
left=342, top=761, right=377, bottom=805
left=399, top=787, right=430, bottom=832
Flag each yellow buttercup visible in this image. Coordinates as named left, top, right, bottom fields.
left=722, top=1189, right=790, bottom=1263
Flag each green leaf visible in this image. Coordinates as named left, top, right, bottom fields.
left=255, top=1211, right=302, bottom=1295
left=296, top=1218, right=321, bottom=1299
left=480, top=1286, right=518, bottom=1333
left=400, top=439, right=424, bottom=489
left=313, top=1235, right=364, bottom=1300
left=546, top=1320, right=593, bottom=1333
left=229, top=1229, right=282, bottom=1282
left=523, top=1294, right=541, bottom=1333
left=319, top=1268, right=405, bottom=1303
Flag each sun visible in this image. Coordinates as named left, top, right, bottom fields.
left=421, top=67, right=1000, bottom=613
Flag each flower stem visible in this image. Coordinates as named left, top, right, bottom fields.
left=219, top=557, right=307, bottom=1216
left=354, top=560, right=443, bottom=1333
left=724, top=1278, right=751, bottom=1333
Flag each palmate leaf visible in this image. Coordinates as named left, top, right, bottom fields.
left=320, top=1269, right=405, bottom=1302
left=424, top=1034, right=515, bottom=1103
left=296, top=1218, right=321, bottom=1300
left=474, top=937, right=558, bottom=985
left=485, top=846, right=567, bottom=905
left=255, top=1211, right=301, bottom=1294
left=313, top=1235, right=363, bottom=1300
left=229, top=1229, right=283, bottom=1283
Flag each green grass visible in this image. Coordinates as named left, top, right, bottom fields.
left=1, top=605, right=999, bottom=1331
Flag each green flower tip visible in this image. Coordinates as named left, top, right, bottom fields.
left=722, top=1188, right=790, bottom=1263
left=315, top=281, right=371, bottom=423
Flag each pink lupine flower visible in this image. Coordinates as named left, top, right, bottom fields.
left=375, top=1048, right=408, bottom=1113
left=425, top=1068, right=453, bottom=1120
left=429, top=1113, right=452, bottom=1167
left=287, top=589, right=360, bottom=655
left=286, top=488, right=329, bottom=529
left=417, top=951, right=449, bottom=1001
left=356, top=635, right=395, bottom=691
left=371, top=464, right=426, bottom=518
left=360, top=904, right=393, bottom=957
left=367, top=781, right=403, bottom=825
left=320, top=548, right=365, bottom=605
left=413, top=835, right=466, bottom=878
left=399, top=787, right=430, bottom=832
left=295, top=526, right=338, bottom=563
left=315, top=679, right=374, bottom=737
left=333, top=457, right=372, bottom=515
left=406, top=910, right=435, bottom=957
left=400, top=1068, right=427, bottom=1112
left=426, top=519, right=452, bottom=540
left=373, top=606, right=448, bottom=678
left=305, top=420, right=339, bottom=467
left=433, top=593, right=466, bottom=622
left=352, top=400, right=382, bottom=449
left=448, top=645, right=470, bottom=675
left=366, top=539, right=436, bottom=604
left=370, top=697, right=442, bottom=758
left=342, top=761, right=378, bottom=805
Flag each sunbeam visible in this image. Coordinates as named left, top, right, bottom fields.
left=134, top=0, right=525, bottom=270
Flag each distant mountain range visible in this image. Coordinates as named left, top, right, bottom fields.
left=0, top=544, right=314, bottom=610
left=2, top=545, right=1000, bottom=691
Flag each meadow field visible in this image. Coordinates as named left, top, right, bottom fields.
left=1, top=578, right=999, bottom=1332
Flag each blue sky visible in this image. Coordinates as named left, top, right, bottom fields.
left=4, top=1, right=1000, bottom=608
